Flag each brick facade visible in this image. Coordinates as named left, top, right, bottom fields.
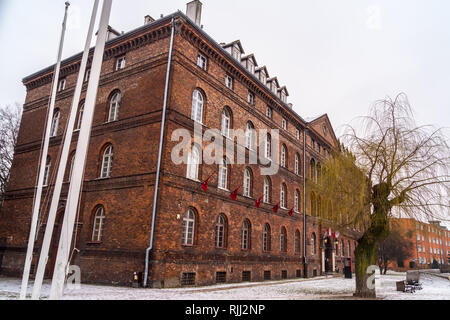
left=0, top=10, right=359, bottom=288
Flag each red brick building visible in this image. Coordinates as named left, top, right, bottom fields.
left=0, top=2, right=360, bottom=288
left=389, top=218, right=449, bottom=271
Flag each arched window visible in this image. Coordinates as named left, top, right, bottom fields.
left=263, top=223, right=271, bottom=252
left=243, top=168, right=252, bottom=197
left=186, top=145, right=200, bottom=181
left=221, top=108, right=232, bottom=138
left=215, top=214, right=227, bottom=248
left=108, top=91, right=121, bottom=122
left=265, top=133, right=272, bottom=159
left=92, top=206, right=105, bottom=242
left=43, top=156, right=51, bottom=186
left=245, top=122, right=256, bottom=150
left=191, top=89, right=204, bottom=123
left=295, top=153, right=300, bottom=175
left=50, top=109, right=60, bottom=137
left=294, top=189, right=300, bottom=213
left=341, top=240, right=345, bottom=257
left=316, top=163, right=322, bottom=184
left=335, top=240, right=339, bottom=255
left=281, top=144, right=287, bottom=168
left=310, top=192, right=316, bottom=216
left=68, top=153, right=75, bottom=182
left=241, top=219, right=251, bottom=250
left=280, top=183, right=287, bottom=209
left=263, top=176, right=271, bottom=204
left=295, top=230, right=301, bottom=254
left=310, top=158, right=316, bottom=181
left=76, top=103, right=84, bottom=130
left=311, top=233, right=316, bottom=255
left=218, top=158, right=228, bottom=190
left=101, top=145, right=114, bottom=178
left=280, top=227, right=287, bottom=252
left=317, top=196, right=322, bottom=217
left=182, top=209, right=196, bottom=246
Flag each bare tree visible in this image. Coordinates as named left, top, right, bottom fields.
left=312, top=93, right=450, bottom=298
left=0, top=103, right=22, bottom=208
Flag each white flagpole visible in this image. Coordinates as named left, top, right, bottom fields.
left=49, top=0, right=113, bottom=300
left=20, top=1, right=70, bottom=300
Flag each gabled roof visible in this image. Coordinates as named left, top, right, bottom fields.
left=278, top=86, right=289, bottom=96
left=241, top=54, right=258, bottom=66
left=267, top=77, right=279, bottom=87
left=221, top=40, right=245, bottom=54
left=306, top=114, right=339, bottom=147
left=255, top=65, right=269, bottom=76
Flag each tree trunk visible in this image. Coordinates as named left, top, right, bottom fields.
left=354, top=183, right=391, bottom=298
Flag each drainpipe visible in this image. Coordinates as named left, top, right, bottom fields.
left=144, top=17, right=175, bottom=288
left=303, top=128, right=308, bottom=277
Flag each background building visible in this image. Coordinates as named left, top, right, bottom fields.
left=0, top=1, right=360, bottom=288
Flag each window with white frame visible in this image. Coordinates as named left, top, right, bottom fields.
left=241, top=220, right=250, bottom=250
left=43, top=157, right=51, bottom=186
left=282, top=118, right=287, bottom=130
left=248, top=91, right=255, bottom=105
left=280, top=227, right=287, bottom=252
left=243, top=168, right=251, bottom=197
left=197, top=53, right=207, bottom=70
left=232, top=46, right=241, bottom=61
left=58, top=78, right=66, bottom=92
left=263, top=177, right=271, bottom=204
left=281, top=145, right=287, bottom=168
left=296, top=129, right=300, bottom=140
left=186, top=145, right=200, bottom=181
left=191, top=89, right=204, bottom=123
left=68, top=153, right=75, bottom=182
left=76, top=103, right=84, bottom=131
left=311, top=233, right=316, bottom=255
left=85, top=69, right=91, bottom=82
left=266, top=106, right=272, bottom=119
left=50, top=109, right=60, bottom=137
left=221, top=108, right=231, bottom=138
left=108, top=92, right=121, bottom=122
left=280, top=183, right=287, bottom=209
left=295, top=190, right=300, bottom=212
left=182, top=209, right=195, bottom=246
left=225, top=75, right=233, bottom=90
left=295, top=153, right=300, bottom=175
left=265, top=134, right=272, bottom=159
left=101, top=145, right=114, bottom=178
left=215, top=215, right=226, bottom=248
left=245, top=122, right=255, bottom=150
left=218, top=158, right=228, bottom=190
left=116, top=56, right=126, bottom=71
left=92, top=206, right=105, bottom=242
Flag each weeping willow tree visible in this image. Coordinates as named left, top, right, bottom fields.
left=311, top=94, right=450, bottom=298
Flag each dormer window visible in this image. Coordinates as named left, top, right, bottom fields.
left=272, top=83, right=278, bottom=94
left=281, top=92, right=287, bottom=103
left=260, top=72, right=266, bottom=85
left=248, top=61, right=254, bottom=74
left=232, top=45, right=241, bottom=61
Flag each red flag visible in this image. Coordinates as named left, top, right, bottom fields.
left=273, top=202, right=280, bottom=213
left=201, top=174, right=213, bottom=192
left=288, top=208, right=294, bottom=216
left=255, top=195, right=264, bottom=208
left=230, top=186, right=241, bottom=201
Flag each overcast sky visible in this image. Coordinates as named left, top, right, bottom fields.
left=0, top=1, right=449, bottom=226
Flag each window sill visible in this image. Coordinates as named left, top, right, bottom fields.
left=87, top=241, right=102, bottom=245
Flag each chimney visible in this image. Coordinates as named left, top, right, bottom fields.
left=144, top=15, right=155, bottom=25
left=186, top=0, right=202, bottom=26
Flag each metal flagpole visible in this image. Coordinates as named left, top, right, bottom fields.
left=49, top=0, right=113, bottom=300
left=31, top=0, right=99, bottom=300
left=20, top=1, right=70, bottom=300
